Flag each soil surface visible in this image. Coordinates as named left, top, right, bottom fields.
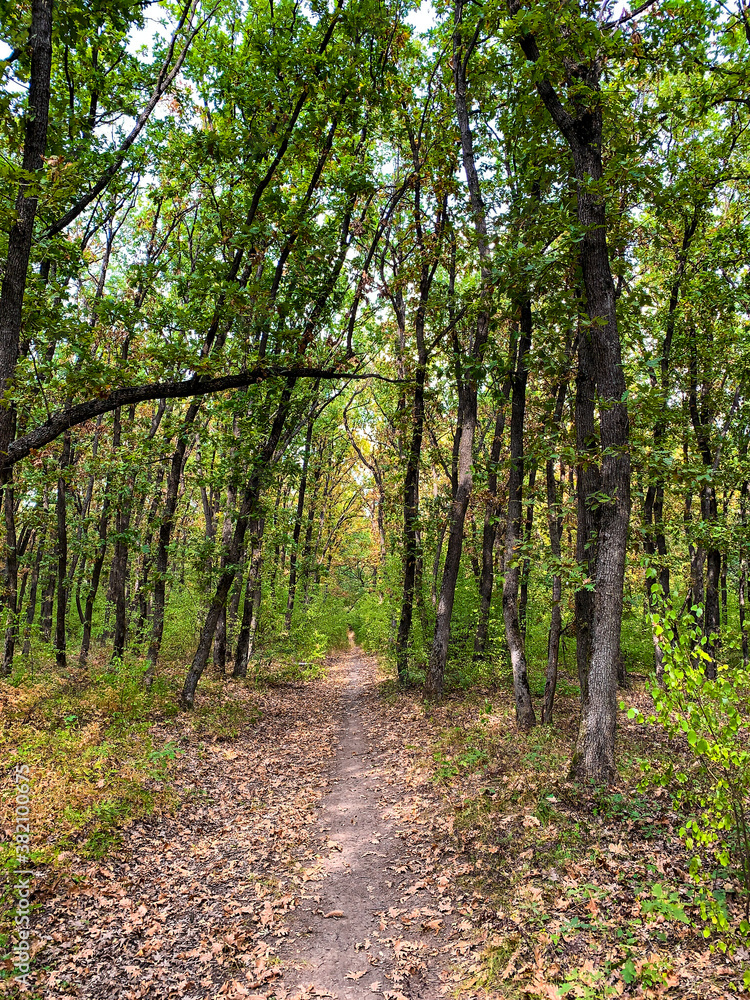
left=277, top=644, right=454, bottom=999
left=27, top=644, right=485, bottom=1000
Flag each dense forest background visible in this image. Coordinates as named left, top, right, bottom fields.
left=4, top=0, right=750, bottom=965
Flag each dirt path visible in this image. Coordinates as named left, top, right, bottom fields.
left=277, top=644, right=454, bottom=999
left=29, top=646, right=488, bottom=1000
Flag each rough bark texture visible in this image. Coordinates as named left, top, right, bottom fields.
left=574, top=325, right=600, bottom=705
left=0, top=0, right=53, bottom=460
left=542, top=377, right=569, bottom=724
left=514, top=12, right=632, bottom=783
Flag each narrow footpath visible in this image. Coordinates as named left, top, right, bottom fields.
left=31, top=645, right=490, bottom=1000
left=277, top=644, right=456, bottom=998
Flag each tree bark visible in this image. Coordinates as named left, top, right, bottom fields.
left=474, top=359, right=514, bottom=659
left=80, top=493, right=110, bottom=666
left=518, top=460, right=538, bottom=641
left=234, top=519, right=264, bottom=678
left=542, top=374, right=570, bottom=724
left=514, top=12, right=632, bottom=782
left=0, top=0, right=54, bottom=460
left=54, top=432, right=72, bottom=669
left=182, top=383, right=294, bottom=707
left=21, top=521, right=46, bottom=657
left=285, top=413, right=315, bottom=631
left=502, top=304, right=536, bottom=729
left=145, top=400, right=200, bottom=683
left=2, top=483, right=19, bottom=675
left=426, top=0, right=491, bottom=698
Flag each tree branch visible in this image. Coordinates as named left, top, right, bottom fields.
left=3, top=365, right=408, bottom=469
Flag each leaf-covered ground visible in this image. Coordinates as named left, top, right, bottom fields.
left=2, top=644, right=748, bottom=999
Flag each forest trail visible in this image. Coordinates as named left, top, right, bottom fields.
left=277, top=641, right=454, bottom=998
left=32, top=645, right=487, bottom=1000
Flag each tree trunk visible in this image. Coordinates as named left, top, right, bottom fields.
left=21, top=522, right=46, bottom=657
left=502, top=304, right=536, bottom=729
left=574, top=325, right=600, bottom=704
left=145, top=400, right=200, bottom=684
left=0, top=0, right=54, bottom=460
left=182, top=384, right=294, bottom=707
left=542, top=371, right=570, bottom=724
left=518, top=460, right=538, bottom=641
left=543, top=457, right=564, bottom=724
left=741, top=475, right=749, bottom=666
left=55, top=432, right=72, bottom=669
left=285, top=413, right=314, bottom=631
left=474, top=361, right=514, bottom=659
left=514, top=22, right=632, bottom=781
left=2, top=483, right=19, bottom=675
left=426, top=0, right=492, bottom=698
left=396, top=349, right=427, bottom=680
left=110, top=410, right=134, bottom=665
left=234, top=519, right=264, bottom=678
left=80, top=495, right=110, bottom=666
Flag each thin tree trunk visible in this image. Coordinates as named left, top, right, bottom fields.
left=396, top=353, right=427, bottom=680
left=55, top=432, right=72, bottom=670
left=182, top=384, right=294, bottom=707
left=574, top=325, right=600, bottom=704
left=2, top=483, right=19, bottom=676
left=473, top=355, right=515, bottom=659
left=22, top=522, right=46, bottom=657
left=80, top=494, right=110, bottom=666
left=145, top=401, right=200, bottom=684
left=542, top=373, right=570, bottom=724
left=518, top=460, right=538, bottom=641
left=285, top=414, right=314, bottom=631
left=426, top=0, right=491, bottom=697
left=502, top=304, right=535, bottom=729
left=234, top=519, right=264, bottom=678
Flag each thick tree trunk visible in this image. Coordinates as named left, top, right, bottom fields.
left=502, top=304, right=535, bottom=729
left=0, top=0, right=54, bottom=460
left=513, top=26, right=632, bottom=781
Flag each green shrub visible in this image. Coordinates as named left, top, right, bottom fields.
left=628, top=604, right=750, bottom=954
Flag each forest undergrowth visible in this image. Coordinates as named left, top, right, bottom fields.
left=2, top=608, right=748, bottom=999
